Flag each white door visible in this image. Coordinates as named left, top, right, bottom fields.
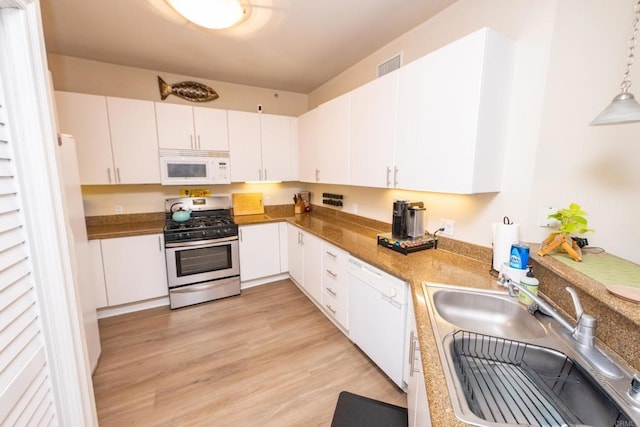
left=350, top=70, right=398, bottom=188
left=261, top=113, right=292, bottom=181
left=107, top=97, right=161, bottom=184
left=156, top=102, right=195, bottom=150
left=239, top=224, right=281, bottom=282
left=193, top=106, right=229, bottom=151
left=301, top=231, right=322, bottom=303
left=287, top=224, right=303, bottom=284
left=315, top=93, right=350, bottom=184
left=101, top=234, right=168, bottom=306
left=55, top=91, right=114, bottom=184
left=228, top=110, right=261, bottom=181
left=297, top=109, right=318, bottom=183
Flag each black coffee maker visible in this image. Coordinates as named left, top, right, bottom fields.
left=392, top=200, right=409, bottom=239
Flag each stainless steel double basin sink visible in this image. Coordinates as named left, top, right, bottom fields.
left=422, top=283, right=640, bottom=427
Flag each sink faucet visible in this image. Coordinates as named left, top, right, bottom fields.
left=498, top=274, right=597, bottom=348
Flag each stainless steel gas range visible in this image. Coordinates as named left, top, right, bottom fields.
left=164, top=196, right=240, bottom=309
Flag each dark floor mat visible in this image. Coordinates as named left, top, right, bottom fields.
left=331, top=391, right=408, bottom=427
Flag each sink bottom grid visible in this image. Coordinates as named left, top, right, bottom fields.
left=451, top=330, right=629, bottom=426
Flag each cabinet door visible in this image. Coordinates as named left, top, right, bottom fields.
left=395, top=53, right=439, bottom=192
left=228, top=110, right=261, bottom=182
left=396, top=28, right=512, bottom=194
left=261, top=113, right=292, bottom=181
left=155, top=102, right=195, bottom=150
left=107, top=97, right=161, bottom=184
left=297, top=109, right=318, bottom=183
left=350, top=70, right=398, bottom=188
left=287, top=224, right=303, bottom=284
left=101, top=234, right=168, bottom=306
left=89, top=240, right=108, bottom=309
left=288, top=118, right=299, bottom=181
left=405, top=299, right=431, bottom=426
left=55, top=91, right=114, bottom=185
left=193, top=106, right=229, bottom=151
left=239, top=224, right=281, bottom=282
left=278, top=222, right=288, bottom=273
left=315, top=93, right=350, bottom=184
left=301, top=231, right=322, bottom=303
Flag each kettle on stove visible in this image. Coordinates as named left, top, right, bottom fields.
left=170, top=202, right=192, bottom=222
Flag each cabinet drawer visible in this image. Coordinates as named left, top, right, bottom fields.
left=323, top=245, right=349, bottom=271
left=322, top=275, right=348, bottom=308
left=322, top=293, right=349, bottom=330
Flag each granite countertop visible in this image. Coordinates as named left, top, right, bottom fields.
left=84, top=207, right=640, bottom=427
left=86, top=212, right=165, bottom=239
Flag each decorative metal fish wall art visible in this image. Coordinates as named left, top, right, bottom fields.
left=158, top=76, right=219, bottom=102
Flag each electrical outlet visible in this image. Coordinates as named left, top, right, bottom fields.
left=115, top=205, right=123, bottom=214
left=440, top=218, right=455, bottom=236
left=352, top=203, right=358, bottom=214
left=538, top=206, right=558, bottom=227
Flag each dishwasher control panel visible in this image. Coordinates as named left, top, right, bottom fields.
left=347, top=257, right=408, bottom=304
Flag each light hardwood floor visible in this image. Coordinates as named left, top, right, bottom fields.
left=93, top=279, right=407, bottom=426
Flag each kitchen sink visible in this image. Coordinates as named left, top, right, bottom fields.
left=422, top=283, right=640, bottom=427
left=432, top=288, right=547, bottom=339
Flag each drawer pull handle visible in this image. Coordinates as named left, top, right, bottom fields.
left=325, top=304, right=337, bottom=315
left=326, top=287, right=337, bottom=297
left=326, top=269, right=337, bottom=278
left=326, top=251, right=337, bottom=259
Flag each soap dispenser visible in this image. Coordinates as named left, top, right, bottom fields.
left=518, top=265, right=539, bottom=305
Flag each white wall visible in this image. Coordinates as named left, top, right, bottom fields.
left=532, top=0, right=640, bottom=263
left=306, top=0, right=640, bottom=265
left=48, top=54, right=308, bottom=116
left=82, top=182, right=302, bottom=216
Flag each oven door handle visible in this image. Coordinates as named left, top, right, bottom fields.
left=171, top=283, right=222, bottom=293
left=165, top=236, right=238, bottom=248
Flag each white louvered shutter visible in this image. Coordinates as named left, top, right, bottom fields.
left=0, top=63, right=57, bottom=426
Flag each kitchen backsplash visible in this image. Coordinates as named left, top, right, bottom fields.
left=81, top=182, right=303, bottom=216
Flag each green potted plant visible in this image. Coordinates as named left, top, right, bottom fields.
left=538, top=203, right=594, bottom=261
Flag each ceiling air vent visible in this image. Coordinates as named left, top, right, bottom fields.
left=377, top=53, right=403, bottom=77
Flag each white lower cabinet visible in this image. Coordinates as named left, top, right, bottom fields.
left=320, top=242, right=349, bottom=330
left=239, top=223, right=282, bottom=282
left=99, top=234, right=168, bottom=306
left=287, top=224, right=322, bottom=303
left=89, top=239, right=108, bottom=308
left=405, top=297, right=431, bottom=426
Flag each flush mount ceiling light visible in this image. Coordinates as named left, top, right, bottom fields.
left=166, top=0, right=245, bottom=30
left=591, top=0, right=640, bottom=126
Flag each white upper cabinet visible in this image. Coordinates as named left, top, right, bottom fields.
left=55, top=91, right=113, bottom=185
left=396, top=27, right=514, bottom=194
left=349, top=70, right=399, bottom=188
left=297, top=108, right=319, bottom=183
left=193, top=106, right=229, bottom=151
left=261, top=113, right=295, bottom=182
left=107, top=97, right=161, bottom=184
left=55, top=91, right=160, bottom=185
left=156, top=102, right=228, bottom=151
left=228, top=110, right=262, bottom=181
left=298, top=92, right=350, bottom=184
left=228, top=110, right=297, bottom=182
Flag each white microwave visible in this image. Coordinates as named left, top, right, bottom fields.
left=159, top=149, right=231, bottom=185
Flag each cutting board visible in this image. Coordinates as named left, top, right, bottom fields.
left=232, top=193, right=264, bottom=216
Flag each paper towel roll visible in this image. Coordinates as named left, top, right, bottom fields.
left=492, top=222, right=520, bottom=271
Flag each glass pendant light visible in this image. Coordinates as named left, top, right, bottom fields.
left=591, top=0, right=640, bottom=126
left=166, top=0, right=245, bottom=30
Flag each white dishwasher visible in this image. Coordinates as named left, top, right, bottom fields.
left=348, top=256, right=408, bottom=388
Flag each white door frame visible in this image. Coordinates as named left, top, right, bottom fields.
left=0, top=0, right=97, bottom=424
